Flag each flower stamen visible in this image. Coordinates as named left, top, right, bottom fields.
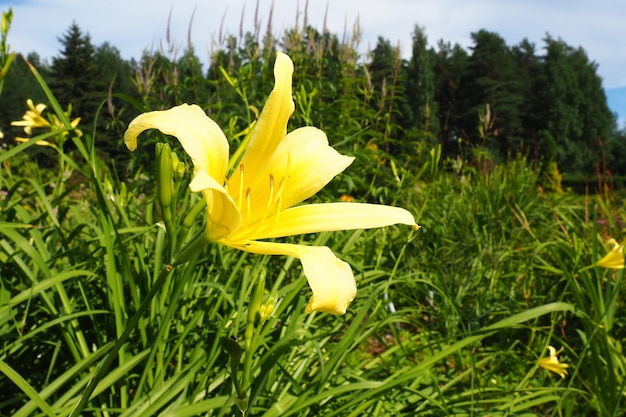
left=237, top=163, right=245, bottom=211
left=271, top=151, right=290, bottom=230
left=257, top=174, right=275, bottom=225
left=245, top=188, right=251, bottom=225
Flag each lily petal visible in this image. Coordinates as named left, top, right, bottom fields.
left=124, top=104, right=229, bottom=182
left=595, top=238, right=625, bottom=269
left=228, top=240, right=356, bottom=314
left=245, top=202, right=419, bottom=240
left=539, top=345, right=569, bottom=378
left=269, top=127, right=354, bottom=206
left=230, top=52, right=295, bottom=198
left=190, top=170, right=242, bottom=241
left=236, top=126, right=354, bottom=226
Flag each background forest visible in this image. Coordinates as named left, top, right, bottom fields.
left=1, top=16, right=624, bottom=183
left=3, top=7, right=626, bottom=417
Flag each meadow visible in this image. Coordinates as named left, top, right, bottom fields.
left=1, top=8, right=626, bottom=417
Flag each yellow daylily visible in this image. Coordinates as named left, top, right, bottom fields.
left=11, top=99, right=49, bottom=135
left=538, top=345, right=569, bottom=379
left=11, top=99, right=82, bottom=145
left=124, top=52, right=418, bottom=315
left=595, top=238, right=625, bottom=269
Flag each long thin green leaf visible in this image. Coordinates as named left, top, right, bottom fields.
left=0, top=359, right=56, bottom=417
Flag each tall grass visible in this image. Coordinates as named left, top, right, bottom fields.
left=2, top=4, right=626, bottom=416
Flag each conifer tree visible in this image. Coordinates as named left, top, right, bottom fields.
left=405, top=25, right=439, bottom=142
left=368, top=37, right=408, bottom=154
left=369, top=37, right=397, bottom=90
left=537, top=36, right=614, bottom=172
left=432, top=40, right=468, bottom=156
left=175, top=47, right=208, bottom=105
left=512, top=39, right=543, bottom=158
left=50, top=22, right=103, bottom=126
left=457, top=30, right=524, bottom=159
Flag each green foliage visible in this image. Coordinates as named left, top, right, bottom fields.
left=538, top=36, right=615, bottom=173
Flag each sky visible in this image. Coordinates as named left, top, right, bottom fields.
left=3, top=0, right=626, bottom=122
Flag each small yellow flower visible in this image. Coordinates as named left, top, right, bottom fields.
left=365, top=140, right=386, bottom=164
left=340, top=195, right=354, bottom=202
left=539, top=345, right=569, bottom=379
left=595, top=238, right=625, bottom=269
left=124, top=52, right=419, bottom=315
left=52, top=112, right=82, bottom=138
left=11, top=99, right=82, bottom=144
left=365, top=141, right=378, bottom=151
left=11, top=99, right=50, bottom=134
left=259, top=293, right=278, bottom=321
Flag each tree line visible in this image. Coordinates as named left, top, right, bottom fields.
left=1, top=20, right=623, bottom=181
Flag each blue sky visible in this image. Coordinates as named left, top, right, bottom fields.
left=607, top=88, right=626, bottom=128
left=3, top=0, right=626, bottom=122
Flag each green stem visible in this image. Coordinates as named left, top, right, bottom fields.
left=68, top=264, right=175, bottom=417
left=173, top=232, right=209, bottom=267
left=242, top=270, right=265, bottom=392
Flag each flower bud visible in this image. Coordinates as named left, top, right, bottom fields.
left=248, top=270, right=266, bottom=325
left=171, top=151, right=186, bottom=181
left=156, top=142, right=174, bottom=212
left=2, top=9, right=12, bottom=37
left=259, top=292, right=278, bottom=321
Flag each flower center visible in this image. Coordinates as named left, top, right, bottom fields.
left=231, top=152, right=291, bottom=239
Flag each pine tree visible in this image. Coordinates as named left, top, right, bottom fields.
left=50, top=22, right=103, bottom=126
left=405, top=25, right=439, bottom=143
left=432, top=40, right=468, bottom=156
left=457, top=30, right=524, bottom=159
left=537, top=36, right=615, bottom=173
left=177, top=47, right=209, bottom=105
left=92, top=42, right=137, bottom=165
left=368, top=37, right=408, bottom=155
left=512, top=39, right=543, bottom=158
left=369, top=37, right=397, bottom=90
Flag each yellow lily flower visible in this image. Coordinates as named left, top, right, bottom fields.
left=539, top=345, right=569, bottom=379
left=595, top=238, right=625, bottom=269
left=124, top=52, right=418, bottom=315
left=11, top=99, right=50, bottom=135
left=11, top=99, right=82, bottom=144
